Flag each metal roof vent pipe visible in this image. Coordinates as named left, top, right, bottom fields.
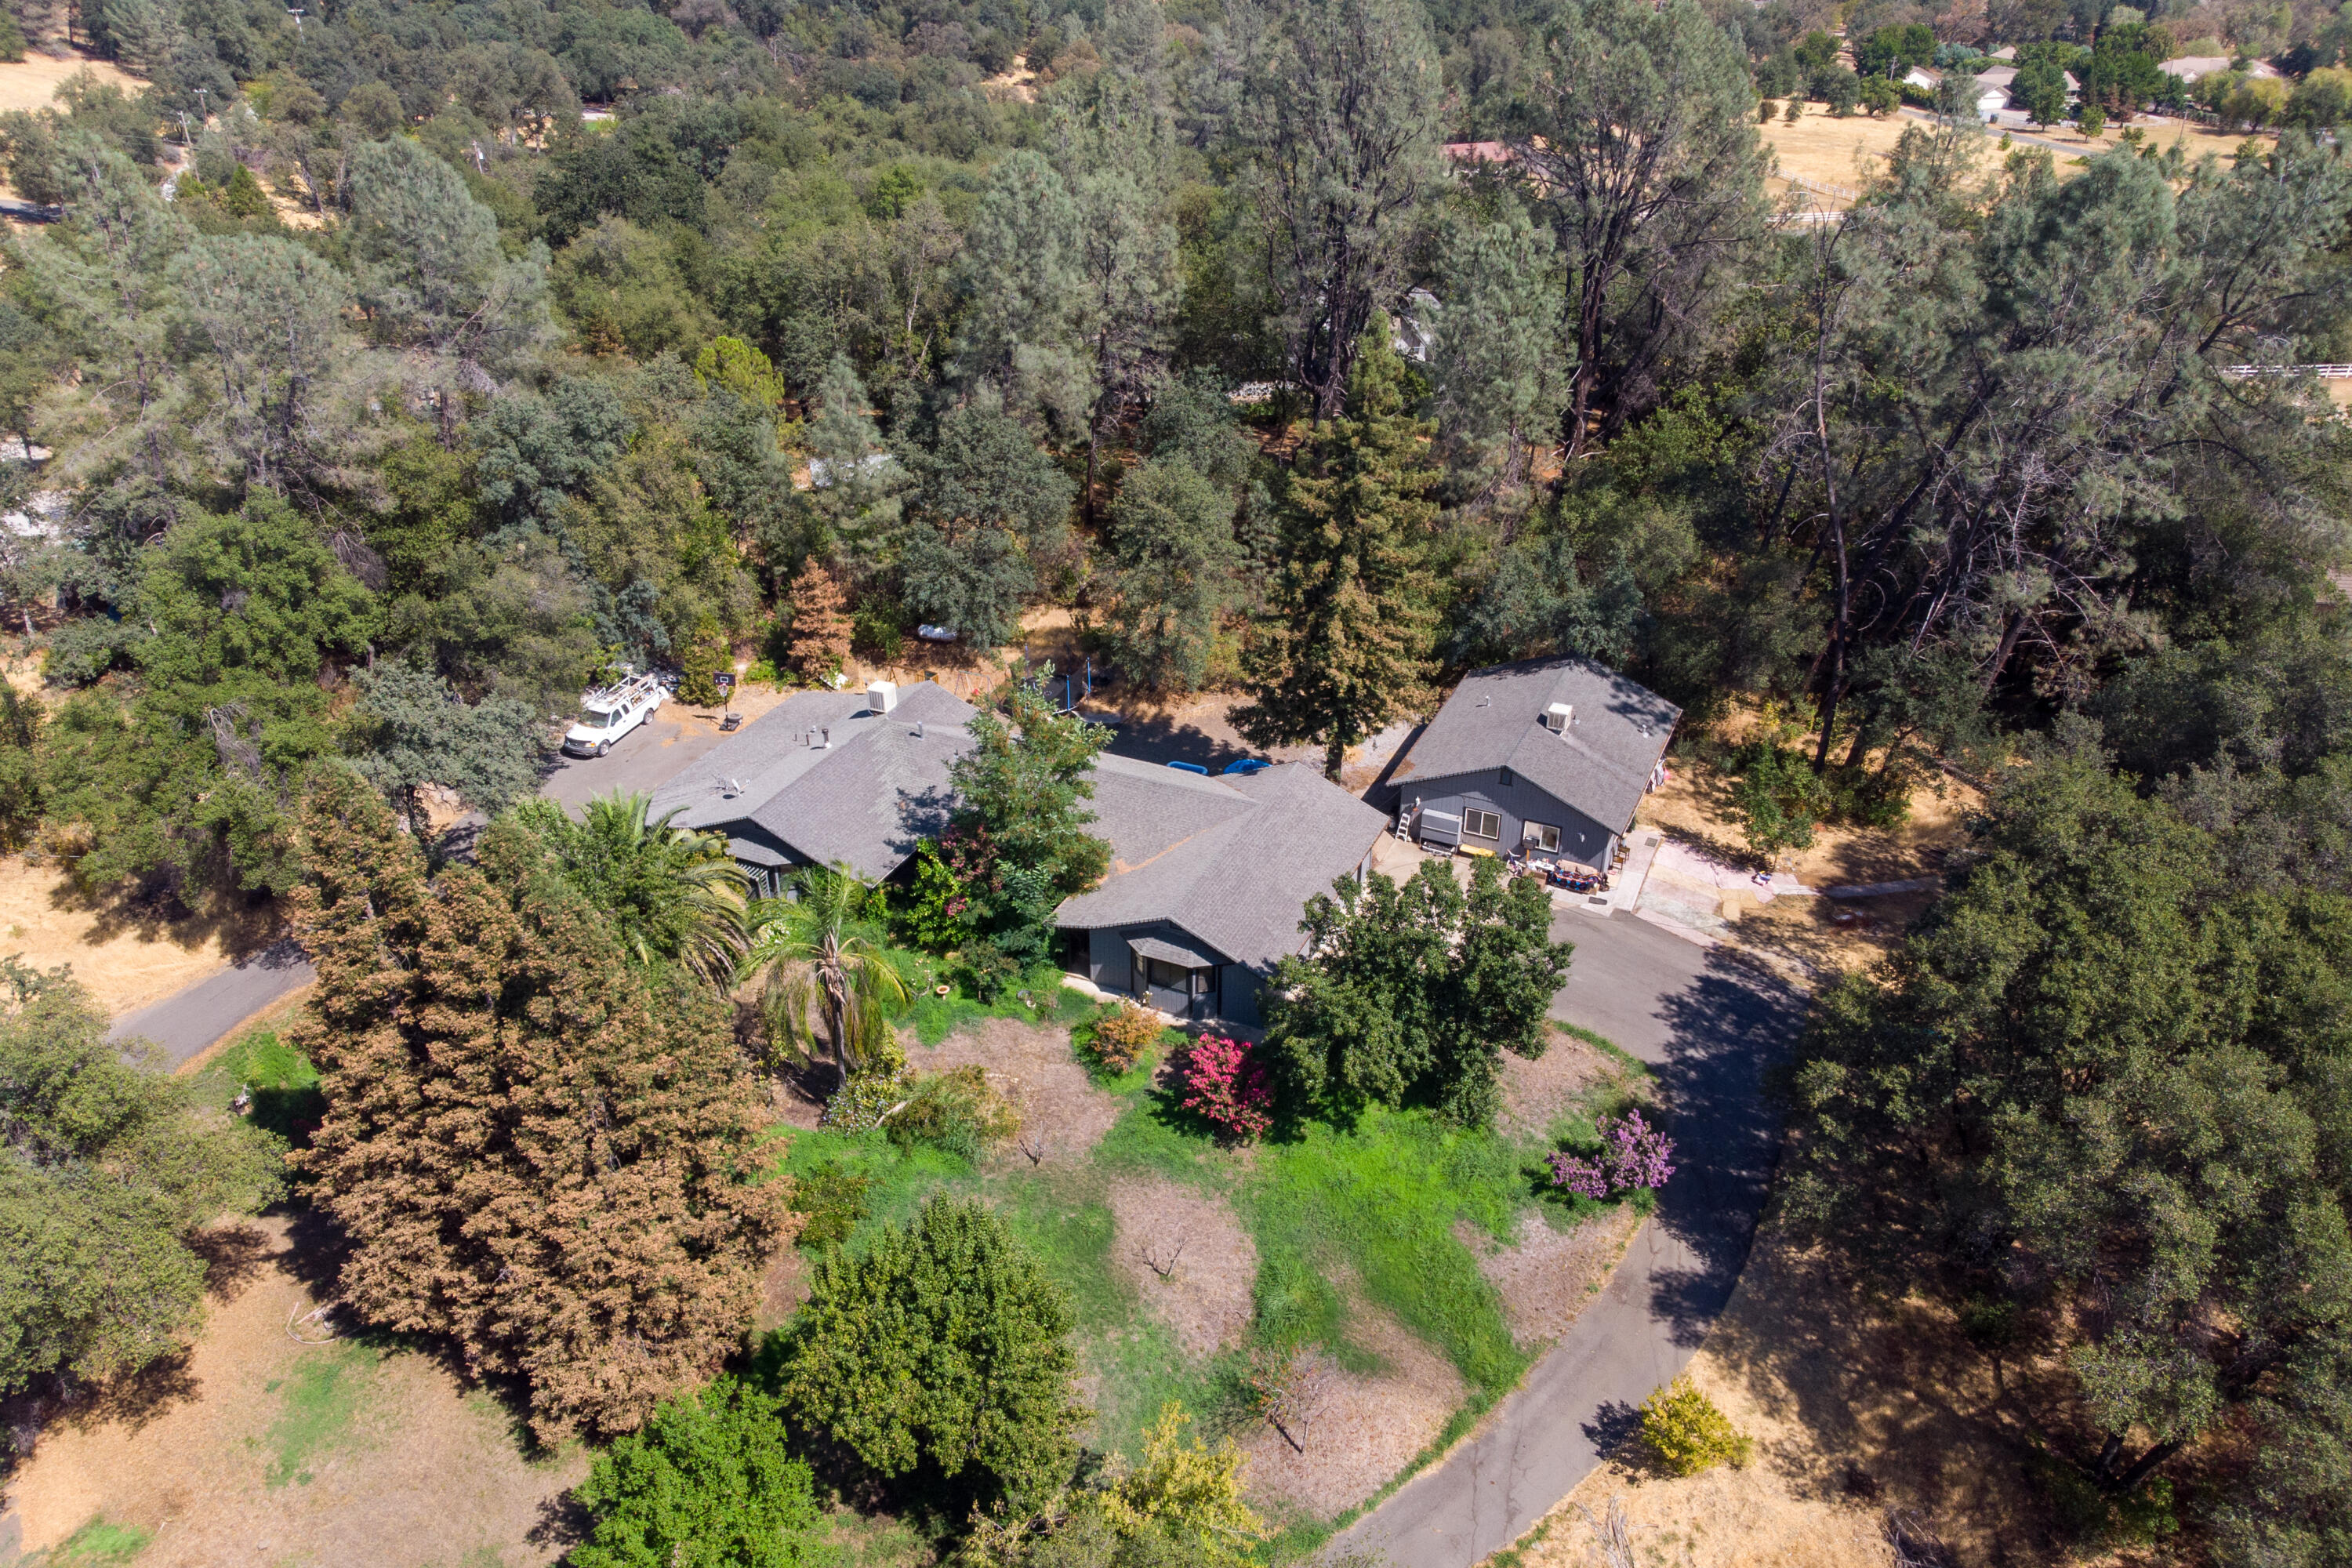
left=820, top=727, right=832, bottom=749
left=915, top=720, right=926, bottom=739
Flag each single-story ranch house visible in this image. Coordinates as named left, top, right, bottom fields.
left=646, top=680, right=1385, bottom=1025
left=1387, top=656, right=1679, bottom=872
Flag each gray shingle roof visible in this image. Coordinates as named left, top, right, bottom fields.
left=647, top=682, right=978, bottom=882
left=654, top=685, right=1385, bottom=967
left=1058, top=756, right=1388, bottom=971
left=1392, top=657, right=1680, bottom=836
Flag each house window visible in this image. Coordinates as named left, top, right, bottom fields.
left=1465, top=808, right=1501, bottom=840
left=1523, top=821, right=1561, bottom=854
left=1499, top=768, right=1515, bottom=786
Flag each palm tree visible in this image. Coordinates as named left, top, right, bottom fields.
left=513, top=792, right=750, bottom=986
left=739, top=865, right=910, bottom=1080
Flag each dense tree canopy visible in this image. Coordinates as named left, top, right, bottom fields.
left=1788, top=740, right=2352, bottom=1558
left=289, top=771, right=789, bottom=1439
left=0, top=966, right=281, bottom=1396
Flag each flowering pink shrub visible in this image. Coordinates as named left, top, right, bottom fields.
left=1179, top=1034, right=1272, bottom=1142
left=1548, top=1108, right=1675, bottom=1199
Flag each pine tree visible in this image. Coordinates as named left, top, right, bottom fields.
left=1104, top=459, right=1239, bottom=691
left=288, top=770, right=793, bottom=1441
left=1430, top=201, right=1563, bottom=502
left=800, top=354, right=902, bottom=560
left=952, top=150, right=1091, bottom=433
left=785, top=560, right=852, bottom=681
left=1235, top=320, right=1437, bottom=779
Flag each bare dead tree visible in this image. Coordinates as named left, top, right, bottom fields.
left=1247, top=1347, right=1332, bottom=1454
left=1885, top=1509, right=1960, bottom=1568
left=1137, top=1231, right=1187, bottom=1279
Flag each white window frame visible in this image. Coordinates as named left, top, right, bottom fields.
left=1464, top=808, right=1501, bottom=840
left=1523, top=821, right=1561, bottom=854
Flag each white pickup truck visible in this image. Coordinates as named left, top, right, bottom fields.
left=563, top=673, right=665, bottom=757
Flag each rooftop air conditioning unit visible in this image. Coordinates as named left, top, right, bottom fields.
left=868, top=679, right=898, bottom=715
left=1544, top=702, right=1573, bottom=735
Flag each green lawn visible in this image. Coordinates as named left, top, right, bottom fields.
left=771, top=1000, right=1657, bottom=1522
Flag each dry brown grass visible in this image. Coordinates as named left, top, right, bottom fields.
left=902, top=1014, right=1131, bottom=1165
left=0, top=52, right=141, bottom=117
left=1498, top=1029, right=1613, bottom=1138
left=1494, top=1225, right=2122, bottom=1568
left=0, top=856, right=281, bottom=1017
left=1636, top=750, right=1977, bottom=892
left=1468, top=1207, right=1644, bottom=1351
left=7, top=1215, right=588, bottom=1567
left=1105, top=1178, right=1258, bottom=1359
left=1760, top=107, right=2282, bottom=210
left=1237, top=1298, right=1468, bottom=1522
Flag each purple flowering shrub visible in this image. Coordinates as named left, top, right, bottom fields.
left=1548, top=1108, right=1675, bottom=1200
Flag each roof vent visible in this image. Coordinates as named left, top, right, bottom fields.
left=915, top=720, right=926, bottom=739
left=867, top=679, right=898, bottom=715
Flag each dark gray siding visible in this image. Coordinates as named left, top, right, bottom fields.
left=1397, top=769, right=1621, bottom=866
left=1073, top=922, right=1264, bottom=1028
left=1087, top=927, right=1133, bottom=993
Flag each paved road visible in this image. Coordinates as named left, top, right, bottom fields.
left=1327, top=908, right=1804, bottom=1567
left=106, top=939, right=315, bottom=1068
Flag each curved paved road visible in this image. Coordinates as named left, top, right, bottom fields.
left=1327, top=908, right=1803, bottom=1567
left=106, top=938, right=315, bottom=1067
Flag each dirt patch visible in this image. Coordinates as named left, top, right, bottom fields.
left=903, top=1015, right=1127, bottom=1164
left=1500, top=1031, right=1611, bottom=1138
left=1104, top=1178, right=1257, bottom=1360
left=1467, top=1207, right=1645, bottom=1350
left=1501, top=1225, right=2076, bottom=1568
left=1238, top=1303, right=1467, bottom=1523
left=754, top=1247, right=809, bottom=1332
left=0, top=857, right=281, bottom=1017
left=1079, top=689, right=1326, bottom=777
left=6, top=1214, right=587, bottom=1568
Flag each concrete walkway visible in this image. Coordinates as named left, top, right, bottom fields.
left=105, top=939, right=314, bottom=1068
left=1326, top=909, right=1804, bottom=1566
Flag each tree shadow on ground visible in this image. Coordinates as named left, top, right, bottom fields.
left=47, top=873, right=286, bottom=965
left=1644, top=949, right=1806, bottom=1348
left=191, top=1220, right=277, bottom=1301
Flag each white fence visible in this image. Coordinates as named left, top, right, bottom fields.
left=2223, top=365, right=2352, bottom=378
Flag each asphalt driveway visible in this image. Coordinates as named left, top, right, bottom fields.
left=539, top=704, right=743, bottom=811
left=1324, top=907, right=1803, bottom=1566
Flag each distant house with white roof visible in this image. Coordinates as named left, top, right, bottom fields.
left=2158, top=55, right=2281, bottom=82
